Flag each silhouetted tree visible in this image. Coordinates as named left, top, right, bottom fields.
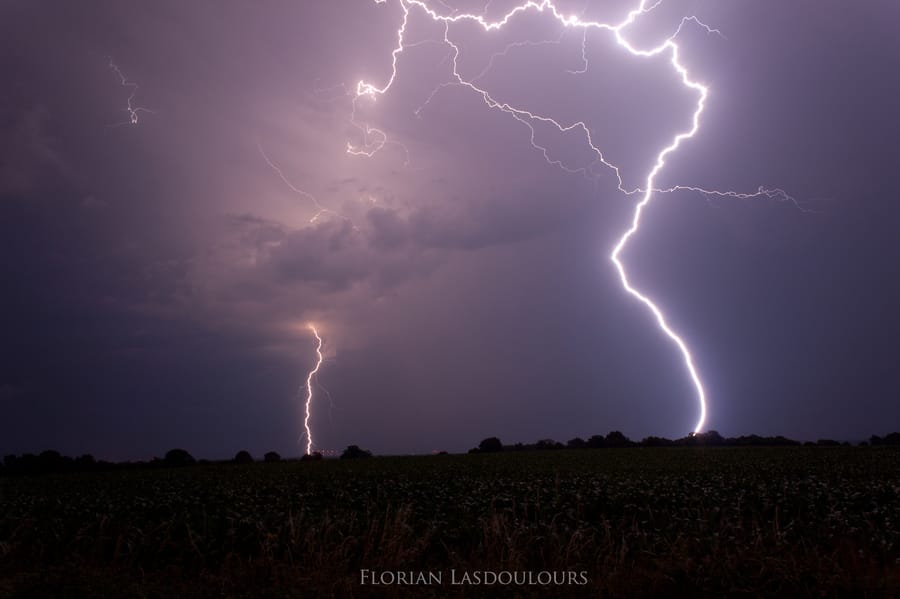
left=39, top=449, right=62, bottom=462
left=567, top=437, right=587, bottom=449
left=2, top=455, right=18, bottom=475
left=75, top=454, right=96, bottom=469
left=301, top=452, right=323, bottom=461
left=721, top=434, right=800, bottom=447
left=15, top=454, right=37, bottom=473
left=772, top=436, right=800, bottom=446
left=264, top=451, right=282, bottom=463
left=478, top=437, right=503, bottom=453
left=641, top=436, right=674, bottom=447
left=163, top=448, right=196, bottom=467
left=233, top=450, right=254, bottom=464
left=696, top=430, right=725, bottom=446
left=535, top=439, right=563, bottom=450
left=884, top=432, right=900, bottom=446
left=340, top=445, right=372, bottom=459
left=35, top=450, right=70, bottom=473
left=605, top=431, right=633, bottom=448
left=586, top=435, right=606, bottom=449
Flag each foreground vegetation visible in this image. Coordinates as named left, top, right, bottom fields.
left=1, top=447, right=898, bottom=597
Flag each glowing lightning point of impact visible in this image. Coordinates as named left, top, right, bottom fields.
left=303, top=325, right=324, bottom=455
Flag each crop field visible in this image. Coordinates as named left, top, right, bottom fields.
left=1, top=447, right=898, bottom=598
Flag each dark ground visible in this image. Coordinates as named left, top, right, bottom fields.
left=1, top=447, right=898, bottom=598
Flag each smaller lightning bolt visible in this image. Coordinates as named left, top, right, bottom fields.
left=257, top=142, right=360, bottom=227
left=317, top=377, right=340, bottom=424
left=302, top=324, right=324, bottom=456
left=472, top=33, right=567, bottom=84
left=108, top=59, right=154, bottom=126
left=346, top=103, right=412, bottom=166
left=567, top=28, right=590, bottom=75
left=345, top=2, right=414, bottom=164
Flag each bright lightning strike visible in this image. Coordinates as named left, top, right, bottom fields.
left=353, top=0, right=799, bottom=434
left=108, top=59, right=154, bottom=126
left=302, top=325, right=324, bottom=455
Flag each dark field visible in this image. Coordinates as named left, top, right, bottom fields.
left=1, top=447, right=898, bottom=598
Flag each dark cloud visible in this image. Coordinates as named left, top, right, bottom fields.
left=269, top=220, right=369, bottom=290
left=0, top=106, right=72, bottom=196
left=367, top=206, right=409, bottom=250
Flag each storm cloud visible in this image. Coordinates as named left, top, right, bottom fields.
left=2, top=0, right=899, bottom=458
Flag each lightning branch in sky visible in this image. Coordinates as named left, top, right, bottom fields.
left=108, top=59, right=154, bottom=126
left=302, top=324, right=324, bottom=455
left=350, top=0, right=799, bottom=434
left=257, top=142, right=353, bottom=226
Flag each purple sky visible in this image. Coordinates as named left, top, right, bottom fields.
left=2, top=0, right=899, bottom=459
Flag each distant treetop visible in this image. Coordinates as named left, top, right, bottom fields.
left=163, top=448, right=195, bottom=467
left=478, top=437, right=503, bottom=453
left=233, top=450, right=253, bottom=464
left=340, top=445, right=372, bottom=459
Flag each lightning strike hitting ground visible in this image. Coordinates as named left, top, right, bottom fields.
left=352, top=0, right=798, bottom=434
left=108, top=59, right=154, bottom=126
left=303, top=325, right=324, bottom=455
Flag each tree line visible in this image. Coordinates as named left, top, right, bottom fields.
left=467, top=430, right=900, bottom=453
left=0, top=445, right=373, bottom=476
left=2, top=433, right=897, bottom=476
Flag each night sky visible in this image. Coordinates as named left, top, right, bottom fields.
left=2, top=0, right=899, bottom=460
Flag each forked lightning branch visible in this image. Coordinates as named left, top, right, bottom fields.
left=347, top=0, right=794, bottom=434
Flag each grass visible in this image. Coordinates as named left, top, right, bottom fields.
left=1, top=447, right=898, bottom=597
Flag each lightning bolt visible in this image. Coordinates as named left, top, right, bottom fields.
left=349, top=0, right=802, bottom=434
left=257, top=142, right=356, bottom=227
left=302, top=324, right=324, bottom=455
left=108, top=59, right=154, bottom=126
